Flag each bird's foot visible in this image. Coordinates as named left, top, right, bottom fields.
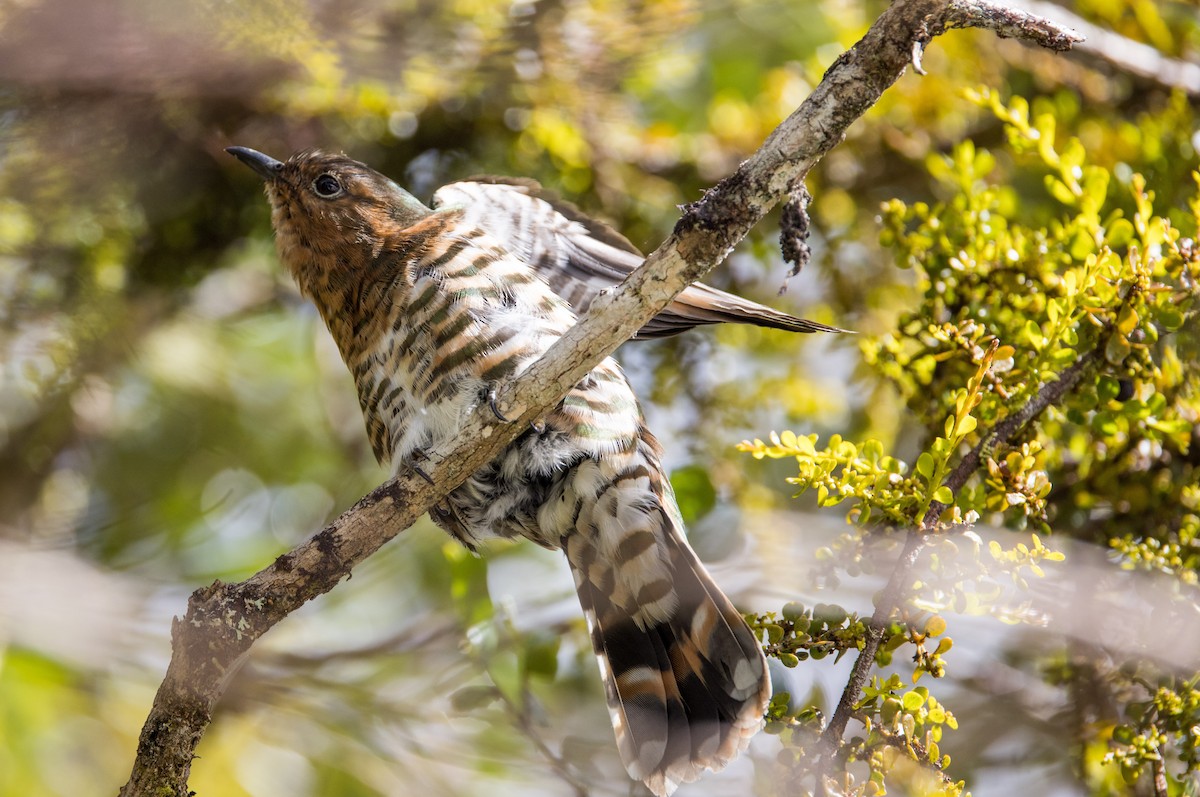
left=484, top=387, right=511, bottom=422
left=403, top=449, right=436, bottom=485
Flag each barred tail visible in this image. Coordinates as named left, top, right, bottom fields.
left=564, top=511, right=770, bottom=795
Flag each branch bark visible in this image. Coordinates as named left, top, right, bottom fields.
left=119, top=2, right=1081, bottom=795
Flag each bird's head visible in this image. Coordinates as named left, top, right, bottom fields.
left=226, top=147, right=431, bottom=293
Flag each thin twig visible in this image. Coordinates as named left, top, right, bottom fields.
left=270, top=618, right=459, bottom=667
left=497, top=674, right=592, bottom=796
left=474, top=620, right=593, bottom=797
left=1152, top=751, right=1169, bottom=797
left=1018, top=0, right=1200, bottom=97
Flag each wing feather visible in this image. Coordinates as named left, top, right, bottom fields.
left=433, top=179, right=848, bottom=338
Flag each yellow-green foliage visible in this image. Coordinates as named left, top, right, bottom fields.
left=744, top=92, right=1199, bottom=796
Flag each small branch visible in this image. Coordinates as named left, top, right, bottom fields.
left=492, top=668, right=591, bottom=797
left=470, top=618, right=593, bottom=797
left=1152, top=749, right=1169, bottom=797
left=270, top=618, right=458, bottom=667
left=1018, top=0, right=1200, bottom=97
left=119, top=2, right=1082, bottom=795
left=817, top=346, right=1103, bottom=755
left=817, top=531, right=928, bottom=753
left=937, top=347, right=1103, bottom=508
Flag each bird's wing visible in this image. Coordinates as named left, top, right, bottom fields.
left=432, top=178, right=847, bottom=339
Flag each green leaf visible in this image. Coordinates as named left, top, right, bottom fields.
left=1050, top=347, right=1079, bottom=366
left=1024, top=319, right=1047, bottom=349
left=1079, top=165, right=1109, bottom=212
left=1107, top=218, right=1134, bottom=248
left=1060, top=137, right=1086, bottom=172
left=523, top=637, right=561, bottom=680
left=1157, top=305, right=1184, bottom=331
left=1105, top=333, right=1132, bottom=365
left=1112, top=725, right=1135, bottom=745
left=1117, top=304, right=1140, bottom=335
left=670, top=465, right=717, bottom=524
left=1093, top=412, right=1119, bottom=436
left=782, top=602, right=805, bottom=621
left=1046, top=175, right=1078, bottom=205
left=449, top=685, right=501, bottom=712
left=1148, top=418, right=1193, bottom=437
left=957, top=414, right=978, bottom=436
left=488, top=649, right=522, bottom=705
left=1047, top=298, right=1062, bottom=326
left=1035, top=113, right=1057, bottom=163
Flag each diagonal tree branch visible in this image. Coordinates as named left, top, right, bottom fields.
left=118, top=2, right=1080, bottom=795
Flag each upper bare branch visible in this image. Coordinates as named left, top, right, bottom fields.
left=1019, top=0, right=1200, bottom=97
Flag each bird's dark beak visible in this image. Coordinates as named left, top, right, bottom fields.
left=226, top=146, right=284, bottom=181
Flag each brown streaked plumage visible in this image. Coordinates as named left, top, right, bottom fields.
left=228, top=146, right=772, bottom=795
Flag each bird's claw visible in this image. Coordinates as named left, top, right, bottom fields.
left=487, top=388, right=511, bottom=422
left=412, top=463, right=435, bottom=485
left=404, top=450, right=436, bottom=485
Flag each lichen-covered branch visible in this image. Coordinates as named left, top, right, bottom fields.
left=942, top=0, right=1083, bottom=49
left=119, top=2, right=1081, bottom=795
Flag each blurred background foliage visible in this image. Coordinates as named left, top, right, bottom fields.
left=0, top=0, right=1197, bottom=795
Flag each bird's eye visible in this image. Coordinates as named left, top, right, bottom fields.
left=312, top=174, right=343, bottom=198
